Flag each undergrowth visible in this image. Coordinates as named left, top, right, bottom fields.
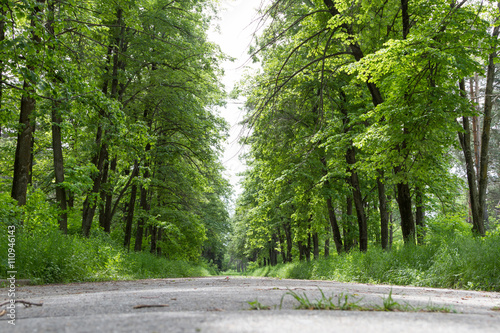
left=0, top=227, right=215, bottom=284
left=247, top=233, right=500, bottom=292
left=0, top=192, right=215, bottom=284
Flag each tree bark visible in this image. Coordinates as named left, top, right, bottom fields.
left=11, top=2, right=44, bottom=206
left=458, top=80, right=483, bottom=235
left=47, top=0, right=68, bottom=233
left=134, top=144, right=151, bottom=251
left=345, top=147, right=368, bottom=252
left=377, top=173, right=389, bottom=250
left=123, top=164, right=139, bottom=250
left=81, top=127, right=107, bottom=236
left=344, top=196, right=355, bottom=252
left=283, top=218, right=293, bottom=262
left=395, top=172, right=415, bottom=244
left=415, top=186, right=425, bottom=244
left=312, top=232, right=319, bottom=260
left=326, top=196, right=343, bottom=254
left=0, top=6, right=5, bottom=137
left=478, top=16, right=500, bottom=233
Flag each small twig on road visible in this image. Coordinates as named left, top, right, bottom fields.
left=0, top=300, right=43, bottom=307
left=133, top=304, right=169, bottom=309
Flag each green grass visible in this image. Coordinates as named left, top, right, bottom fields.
left=245, top=233, right=500, bottom=292
left=0, top=227, right=215, bottom=284
left=279, top=288, right=455, bottom=313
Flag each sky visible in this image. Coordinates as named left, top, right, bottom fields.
left=208, top=0, right=264, bottom=203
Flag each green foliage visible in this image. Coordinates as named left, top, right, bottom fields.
left=246, top=232, right=500, bottom=291
left=282, top=288, right=361, bottom=311
left=0, top=226, right=214, bottom=284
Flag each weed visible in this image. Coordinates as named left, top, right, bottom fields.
left=279, top=288, right=456, bottom=313
left=280, top=288, right=361, bottom=310
left=247, top=299, right=271, bottom=310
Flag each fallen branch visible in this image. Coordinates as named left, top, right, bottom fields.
left=133, top=304, right=169, bottom=309
left=0, top=300, right=43, bottom=307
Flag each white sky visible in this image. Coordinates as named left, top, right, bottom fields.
left=208, top=0, right=263, bottom=205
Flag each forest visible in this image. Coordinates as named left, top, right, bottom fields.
left=1, top=0, right=499, bottom=291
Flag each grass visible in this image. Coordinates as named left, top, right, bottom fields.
left=247, top=299, right=272, bottom=310
left=245, top=233, right=500, bottom=292
left=278, top=288, right=455, bottom=313
left=0, top=227, right=215, bottom=284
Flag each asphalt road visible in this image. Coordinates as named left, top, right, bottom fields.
left=1, top=276, right=499, bottom=332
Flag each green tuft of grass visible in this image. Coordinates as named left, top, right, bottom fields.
left=247, top=299, right=272, bottom=310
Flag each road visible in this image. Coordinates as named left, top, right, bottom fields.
left=1, top=277, right=499, bottom=332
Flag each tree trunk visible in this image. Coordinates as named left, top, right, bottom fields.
left=150, top=225, right=157, bottom=254
left=98, top=150, right=110, bottom=230
left=395, top=174, right=415, bottom=244
left=11, top=2, right=44, bottom=206
left=47, top=0, right=68, bottom=233
left=415, top=186, right=425, bottom=244
left=326, top=197, right=343, bottom=254
left=478, top=16, right=500, bottom=233
left=346, top=147, right=368, bottom=252
left=344, top=196, right=355, bottom=252
left=312, top=232, right=319, bottom=260
left=81, top=127, right=107, bottom=236
left=123, top=181, right=137, bottom=250
left=0, top=6, right=5, bottom=137
left=51, top=104, right=68, bottom=233
left=458, top=80, right=483, bottom=235
left=283, top=219, right=293, bottom=262
left=324, top=237, right=330, bottom=258
left=377, top=174, right=389, bottom=250
left=134, top=143, right=151, bottom=251
left=321, top=156, right=344, bottom=254
left=101, top=156, right=117, bottom=232
left=277, top=228, right=286, bottom=263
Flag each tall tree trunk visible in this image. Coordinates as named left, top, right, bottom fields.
left=415, top=186, right=425, bottom=244
left=321, top=156, right=344, bottom=254
left=51, top=103, right=68, bottom=233
left=396, top=0, right=416, bottom=245
left=98, top=150, right=110, bottom=230
left=346, top=147, right=368, bottom=252
left=277, top=227, right=286, bottom=263
left=100, top=156, right=117, bottom=232
left=377, top=173, right=389, bottom=250
left=395, top=173, right=415, bottom=244
left=326, top=197, right=343, bottom=254
left=47, top=0, right=68, bottom=233
left=283, top=219, right=293, bottom=262
left=312, top=232, right=319, bottom=260
left=150, top=225, right=157, bottom=254
left=458, top=80, right=483, bottom=235
left=0, top=5, right=5, bottom=137
left=81, top=127, right=107, bottom=236
left=123, top=165, right=138, bottom=250
left=324, top=236, right=330, bottom=258
left=134, top=143, right=151, bottom=251
left=11, top=2, right=44, bottom=206
left=343, top=196, right=355, bottom=252
left=478, top=15, right=500, bottom=233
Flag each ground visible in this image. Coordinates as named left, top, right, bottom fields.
left=1, top=277, right=499, bottom=332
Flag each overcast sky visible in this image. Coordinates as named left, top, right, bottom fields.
left=208, top=0, right=263, bottom=204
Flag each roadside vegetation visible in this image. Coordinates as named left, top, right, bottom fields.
left=244, top=230, right=500, bottom=292
left=0, top=193, right=216, bottom=285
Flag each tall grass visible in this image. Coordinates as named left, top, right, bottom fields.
left=0, top=227, right=215, bottom=284
left=0, top=191, right=215, bottom=284
left=248, top=233, right=500, bottom=291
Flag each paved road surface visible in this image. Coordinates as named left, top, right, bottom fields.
left=1, top=277, right=499, bottom=332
